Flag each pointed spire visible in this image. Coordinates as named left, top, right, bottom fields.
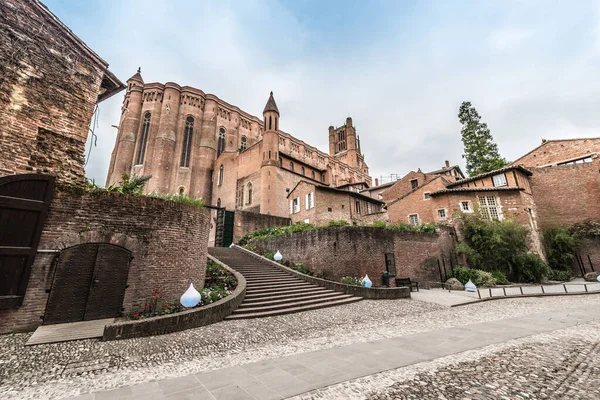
left=128, top=67, right=144, bottom=83
left=263, top=91, right=279, bottom=115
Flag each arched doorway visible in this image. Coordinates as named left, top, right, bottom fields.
left=44, top=243, right=132, bottom=324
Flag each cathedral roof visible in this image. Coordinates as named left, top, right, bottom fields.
left=128, top=68, right=144, bottom=83
left=263, top=91, right=280, bottom=115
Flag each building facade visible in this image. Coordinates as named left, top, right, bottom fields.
left=106, top=77, right=372, bottom=218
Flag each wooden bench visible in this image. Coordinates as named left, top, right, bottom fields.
left=395, top=277, right=419, bottom=292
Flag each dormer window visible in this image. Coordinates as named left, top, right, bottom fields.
left=492, top=173, right=507, bottom=187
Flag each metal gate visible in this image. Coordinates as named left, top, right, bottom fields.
left=222, top=211, right=234, bottom=247
left=44, top=243, right=132, bottom=324
left=0, top=174, right=55, bottom=309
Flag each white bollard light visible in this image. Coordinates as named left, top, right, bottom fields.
left=180, top=283, right=201, bottom=307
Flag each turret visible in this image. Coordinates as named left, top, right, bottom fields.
left=106, top=68, right=144, bottom=186
left=328, top=125, right=335, bottom=156
left=260, top=92, right=284, bottom=216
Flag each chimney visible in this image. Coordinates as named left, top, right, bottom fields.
left=445, top=160, right=450, bottom=168
left=375, top=178, right=379, bottom=186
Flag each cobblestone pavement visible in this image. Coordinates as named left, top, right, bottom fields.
left=291, top=323, right=600, bottom=400
left=1, top=295, right=599, bottom=399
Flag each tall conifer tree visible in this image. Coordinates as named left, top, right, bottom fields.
left=458, top=101, right=507, bottom=176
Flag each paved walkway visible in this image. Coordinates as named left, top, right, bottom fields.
left=68, top=304, right=600, bottom=400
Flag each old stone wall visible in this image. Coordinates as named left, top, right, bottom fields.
left=0, top=188, right=210, bottom=333
left=252, top=226, right=455, bottom=286
left=0, top=0, right=105, bottom=183
left=233, top=210, right=290, bottom=243
left=530, top=161, right=600, bottom=228
left=572, top=237, right=600, bottom=276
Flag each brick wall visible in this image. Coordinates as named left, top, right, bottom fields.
left=529, top=160, right=600, bottom=228
left=513, top=139, right=600, bottom=167
left=0, top=188, right=210, bottom=333
left=252, top=226, right=455, bottom=286
left=573, top=237, right=600, bottom=276
left=382, top=171, right=429, bottom=202
left=0, top=0, right=105, bottom=184
left=233, top=210, right=290, bottom=243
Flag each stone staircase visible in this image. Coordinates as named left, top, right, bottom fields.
left=208, top=247, right=362, bottom=319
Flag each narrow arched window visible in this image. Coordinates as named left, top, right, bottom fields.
left=217, top=127, right=226, bottom=157
left=240, top=136, right=247, bottom=151
left=275, top=117, right=278, bottom=131
left=180, top=116, right=194, bottom=167
left=247, top=183, right=252, bottom=205
left=179, top=187, right=185, bottom=195
left=311, top=171, right=315, bottom=180
left=279, top=157, right=283, bottom=168
left=217, top=198, right=221, bottom=208
left=301, top=166, right=305, bottom=176
left=136, top=112, right=151, bottom=165
left=269, top=116, right=272, bottom=130
left=290, top=162, right=294, bottom=172
left=218, top=164, right=224, bottom=185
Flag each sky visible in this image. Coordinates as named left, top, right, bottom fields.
left=45, top=0, right=600, bottom=185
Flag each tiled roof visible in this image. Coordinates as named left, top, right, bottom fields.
left=430, top=187, right=524, bottom=196
left=446, top=165, right=532, bottom=188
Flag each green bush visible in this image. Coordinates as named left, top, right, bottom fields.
left=327, top=220, right=350, bottom=228
left=239, top=222, right=315, bottom=245
left=547, top=269, right=572, bottom=282
left=340, top=276, right=363, bottom=286
left=292, top=263, right=314, bottom=276
left=106, top=173, right=152, bottom=195
left=447, top=265, right=496, bottom=287
left=371, top=220, right=387, bottom=228
left=543, top=227, right=578, bottom=271
left=513, top=254, right=549, bottom=283
left=491, top=270, right=509, bottom=285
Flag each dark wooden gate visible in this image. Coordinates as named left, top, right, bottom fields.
left=0, top=174, right=55, bottom=309
left=44, top=243, right=131, bottom=324
left=222, top=210, right=234, bottom=247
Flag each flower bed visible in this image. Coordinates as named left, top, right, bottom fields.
left=129, top=259, right=237, bottom=320
left=102, top=256, right=246, bottom=340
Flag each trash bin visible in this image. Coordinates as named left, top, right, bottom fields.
left=382, top=272, right=391, bottom=287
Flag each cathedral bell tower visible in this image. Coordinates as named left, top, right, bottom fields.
left=259, top=92, right=282, bottom=215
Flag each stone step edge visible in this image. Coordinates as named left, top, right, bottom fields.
left=225, top=297, right=363, bottom=319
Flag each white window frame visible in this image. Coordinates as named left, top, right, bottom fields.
left=305, top=192, right=314, bottom=210
left=423, top=192, right=431, bottom=200
left=460, top=200, right=473, bottom=213
left=304, top=218, right=310, bottom=224
left=492, top=173, right=508, bottom=187
left=367, top=203, right=373, bottom=214
left=408, top=214, right=420, bottom=225
left=437, top=208, right=447, bottom=219
left=293, top=197, right=300, bottom=213
left=378, top=193, right=383, bottom=200
left=479, top=195, right=503, bottom=221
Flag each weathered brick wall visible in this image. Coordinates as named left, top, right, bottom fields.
left=514, top=139, right=600, bottom=167
left=387, top=178, right=447, bottom=224
left=382, top=171, right=429, bottom=202
left=0, top=0, right=105, bottom=183
left=233, top=210, right=290, bottom=243
left=0, top=189, right=210, bottom=333
left=530, top=161, right=600, bottom=227
left=252, top=227, right=455, bottom=286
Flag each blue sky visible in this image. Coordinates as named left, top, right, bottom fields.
left=45, top=0, right=600, bottom=185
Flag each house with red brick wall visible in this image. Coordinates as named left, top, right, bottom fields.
left=510, top=138, right=600, bottom=227
left=362, top=161, right=464, bottom=202
left=386, top=165, right=543, bottom=255
left=287, top=180, right=385, bottom=226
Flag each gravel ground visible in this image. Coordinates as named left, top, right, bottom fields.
left=292, top=322, right=600, bottom=400
left=1, top=295, right=599, bottom=400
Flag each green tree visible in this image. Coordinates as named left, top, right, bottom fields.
left=458, top=101, right=507, bottom=176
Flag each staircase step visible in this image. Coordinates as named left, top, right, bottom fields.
left=244, top=276, right=294, bottom=282
left=244, top=286, right=329, bottom=300
left=246, top=283, right=313, bottom=294
left=246, top=279, right=302, bottom=288
left=237, top=292, right=350, bottom=310
left=225, top=297, right=362, bottom=319
left=234, top=294, right=353, bottom=314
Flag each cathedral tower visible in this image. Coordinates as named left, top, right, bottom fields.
left=259, top=92, right=282, bottom=215
left=106, top=69, right=144, bottom=186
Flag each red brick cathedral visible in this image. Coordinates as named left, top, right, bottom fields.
left=106, top=70, right=372, bottom=217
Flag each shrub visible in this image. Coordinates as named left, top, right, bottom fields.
left=239, top=222, right=315, bottom=245
left=291, top=262, right=314, bottom=276
left=447, top=265, right=496, bottom=287
left=107, top=173, right=152, bottom=195
left=327, top=220, right=350, bottom=228
left=340, top=276, right=363, bottom=286
left=547, top=269, right=572, bottom=282
left=418, top=223, right=436, bottom=233
left=513, top=254, right=549, bottom=283
left=543, top=227, right=578, bottom=271
left=154, top=193, right=204, bottom=209
left=371, top=220, right=387, bottom=228
left=491, top=270, right=509, bottom=285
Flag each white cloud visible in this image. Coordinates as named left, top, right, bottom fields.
left=489, top=28, right=535, bottom=51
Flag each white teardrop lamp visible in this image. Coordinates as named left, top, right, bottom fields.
left=465, top=279, right=477, bottom=292
left=361, top=274, right=373, bottom=288
left=597, top=274, right=600, bottom=283
left=274, top=250, right=283, bottom=261
left=180, top=283, right=201, bottom=308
